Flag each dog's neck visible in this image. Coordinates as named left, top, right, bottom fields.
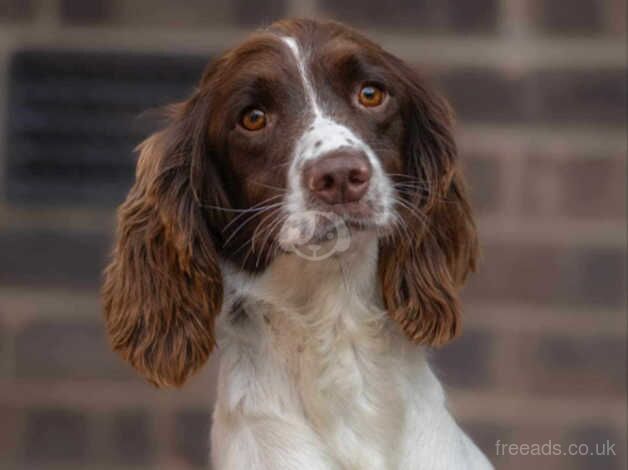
left=218, top=233, right=428, bottom=378
left=228, top=231, right=376, bottom=299
left=218, top=236, right=391, bottom=464
left=215, top=234, right=448, bottom=469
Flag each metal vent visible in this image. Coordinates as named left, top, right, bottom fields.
left=6, top=50, right=207, bottom=205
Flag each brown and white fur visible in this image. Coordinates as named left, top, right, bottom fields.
left=103, top=19, right=493, bottom=469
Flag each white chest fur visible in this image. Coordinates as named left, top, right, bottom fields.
left=210, top=239, right=492, bottom=470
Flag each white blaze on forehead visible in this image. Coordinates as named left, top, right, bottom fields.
left=280, top=36, right=322, bottom=117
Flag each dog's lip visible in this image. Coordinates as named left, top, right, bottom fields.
left=329, top=201, right=373, bottom=218
left=345, top=219, right=378, bottom=230
left=301, top=200, right=384, bottom=230
left=306, top=199, right=376, bottom=219
left=315, top=214, right=379, bottom=236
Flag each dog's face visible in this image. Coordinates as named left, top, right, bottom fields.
left=198, top=25, right=409, bottom=270
left=103, top=19, right=478, bottom=387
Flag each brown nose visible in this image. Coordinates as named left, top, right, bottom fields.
left=303, top=151, right=372, bottom=205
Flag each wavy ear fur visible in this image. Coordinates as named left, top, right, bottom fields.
left=379, top=60, right=478, bottom=346
left=102, top=93, right=225, bottom=387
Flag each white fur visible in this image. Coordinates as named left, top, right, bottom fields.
left=211, top=235, right=492, bottom=469
left=209, top=35, right=493, bottom=470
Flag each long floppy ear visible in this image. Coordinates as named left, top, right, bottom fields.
left=379, top=60, right=478, bottom=347
left=102, top=92, right=226, bottom=387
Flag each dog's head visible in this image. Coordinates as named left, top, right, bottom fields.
left=102, top=19, right=478, bottom=387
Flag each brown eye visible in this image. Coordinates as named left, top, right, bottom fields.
left=240, top=108, right=266, bottom=131
left=358, top=84, right=385, bottom=107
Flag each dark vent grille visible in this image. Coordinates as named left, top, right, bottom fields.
left=6, top=50, right=208, bottom=205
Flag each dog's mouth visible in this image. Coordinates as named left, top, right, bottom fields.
left=308, top=217, right=374, bottom=243
left=276, top=204, right=386, bottom=260
left=326, top=200, right=375, bottom=220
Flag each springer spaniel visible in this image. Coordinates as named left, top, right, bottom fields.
left=103, top=19, right=493, bottom=469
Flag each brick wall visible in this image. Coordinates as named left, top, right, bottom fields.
left=0, top=1, right=625, bottom=469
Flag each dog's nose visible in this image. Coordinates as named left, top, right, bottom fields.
left=303, top=151, right=372, bottom=205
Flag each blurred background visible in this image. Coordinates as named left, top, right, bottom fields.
left=0, top=0, right=625, bottom=469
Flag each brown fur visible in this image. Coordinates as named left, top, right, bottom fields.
left=102, top=97, right=225, bottom=387
left=378, top=53, right=478, bottom=346
left=102, top=18, right=478, bottom=387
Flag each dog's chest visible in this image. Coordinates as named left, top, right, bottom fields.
left=264, top=300, right=405, bottom=469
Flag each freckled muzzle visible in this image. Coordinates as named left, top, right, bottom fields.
left=280, top=35, right=394, bottom=235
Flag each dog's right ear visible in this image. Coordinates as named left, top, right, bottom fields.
left=102, top=91, right=226, bottom=388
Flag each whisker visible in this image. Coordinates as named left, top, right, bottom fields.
left=222, top=202, right=282, bottom=249
left=392, top=196, right=433, bottom=236
left=394, top=187, right=457, bottom=205
left=267, top=212, right=293, bottom=266
left=238, top=208, right=283, bottom=269
left=386, top=173, right=423, bottom=180
left=393, top=181, right=432, bottom=189
left=251, top=208, right=280, bottom=254
left=250, top=218, right=271, bottom=268
left=202, top=194, right=283, bottom=214
left=388, top=211, right=412, bottom=243
left=222, top=195, right=284, bottom=232
left=222, top=202, right=283, bottom=235
left=247, top=179, right=288, bottom=193
left=238, top=209, right=280, bottom=267
left=257, top=212, right=288, bottom=268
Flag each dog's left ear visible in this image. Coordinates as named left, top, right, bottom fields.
left=379, top=57, right=478, bottom=346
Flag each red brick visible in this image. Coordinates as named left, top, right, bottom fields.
left=233, top=0, right=286, bottom=26
left=609, top=0, right=626, bottom=35
left=435, top=68, right=527, bottom=123
left=528, top=334, right=625, bottom=397
left=463, top=156, right=502, bottom=214
left=534, top=0, right=608, bottom=35
left=110, top=411, right=154, bottom=466
left=174, top=409, right=211, bottom=468
left=560, top=247, right=625, bottom=309
left=320, top=0, right=449, bottom=31
left=561, top=158, right=625, bottom=219
left=530, top=68, right=626, bottom=126
left=15, top=320, right=134, bottom=380
left=460, top=420, right=512, bottom=468
left=0, top=0, right=34, bottom=20
left=521, top=156, right=625, bottom=220
left=465, top=242, right=564, bottom=305
left=60, top=0, right=112, bottom=24
left=448, top=0, right=500, bottom=33
left=0, top=406, right=22, bottom=463
left=23, top=408, right=88, bottom=464
left=320, top=0, right=498, bottom=33
left=465, top=243, right=625, bottom=309
left=432, top=328, right=495, bottom=389
left=0, top=230, right=110, bottom=288
left=0, top=320, right=6, bottom=377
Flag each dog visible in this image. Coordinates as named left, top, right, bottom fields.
left=103, top=18, right=493, bottom=469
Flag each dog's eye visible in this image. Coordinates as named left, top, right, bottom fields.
left=240, top=108, right=266, bottom=131
left=358, top=84, right=385, bottom=108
